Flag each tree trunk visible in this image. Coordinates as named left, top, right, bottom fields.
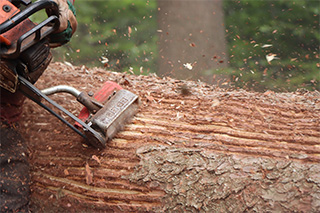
left=157, top=0, right=228, bottom=84
left=20, top=63, right=320, bottom=212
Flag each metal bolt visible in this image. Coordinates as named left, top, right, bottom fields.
left=2, top=5, right=11, bottom=12
left=88, top=91, right=94, bottom=97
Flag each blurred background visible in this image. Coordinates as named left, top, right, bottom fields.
left=37, top=0, right=319, bottom=92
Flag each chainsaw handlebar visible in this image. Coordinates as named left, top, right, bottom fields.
left=0, top=0, right=60, bottom=58
left=0, top=0, right=59, bottom=34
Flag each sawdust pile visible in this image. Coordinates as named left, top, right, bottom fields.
left=20, top=62, right=320, bottom=212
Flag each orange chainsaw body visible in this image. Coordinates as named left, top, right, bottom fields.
left=0, top=0, right=59, bottom=92
left=0, top=0, right=35, bottom=46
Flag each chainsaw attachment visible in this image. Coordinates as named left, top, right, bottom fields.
left=39, top=82, right=139, bottom=149
left=87, top=89, right=139, bottom=142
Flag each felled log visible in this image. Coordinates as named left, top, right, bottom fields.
left=20, top=62, right=320, bottom=212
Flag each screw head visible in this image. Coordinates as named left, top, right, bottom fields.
left=88, top=91, right=94, bottom=97
left=2, top=5, right=11, bottom=12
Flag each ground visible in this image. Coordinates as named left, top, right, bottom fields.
left=19, top=62, right=320, bottom=212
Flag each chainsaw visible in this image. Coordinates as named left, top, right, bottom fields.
left=0, top=0, right=139, bottom=148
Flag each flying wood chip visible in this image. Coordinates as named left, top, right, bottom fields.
left=85, top=163, right=93, bottom=185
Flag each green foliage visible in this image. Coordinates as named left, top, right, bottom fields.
left=34, top=0, right=318, bottom=92
left=51, top=0, right=158, bottom=74
left=223, top=0, right=319, bottom=92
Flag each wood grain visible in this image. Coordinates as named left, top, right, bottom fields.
left=20, top=62, right=320, bottom=212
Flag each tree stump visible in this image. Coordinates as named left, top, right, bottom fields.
left=20, top=62, right=320, bottom=212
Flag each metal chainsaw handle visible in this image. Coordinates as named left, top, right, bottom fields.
left=0, top=0, right=60, bottom=58
left=41, top=85, right=104, bottom=113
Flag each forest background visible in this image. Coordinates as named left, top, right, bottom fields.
left=39, top=0, right=319, bottom=92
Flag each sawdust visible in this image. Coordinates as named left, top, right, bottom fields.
left=19, top=62, right=320, bottom=212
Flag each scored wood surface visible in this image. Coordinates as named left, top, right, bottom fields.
left=20, top=62, right=320, bottom=212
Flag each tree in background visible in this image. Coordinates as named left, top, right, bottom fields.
left=157, top=0, right=228, bottom=84
left=46, top=0, right=318, bottom=92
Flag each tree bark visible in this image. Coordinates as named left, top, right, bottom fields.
left=157, top=0, right=228, bottom=84
left=20, top=63, right=320, bottom=212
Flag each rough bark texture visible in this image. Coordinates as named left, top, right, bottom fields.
left=20, top=62, right=320, bottom=212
